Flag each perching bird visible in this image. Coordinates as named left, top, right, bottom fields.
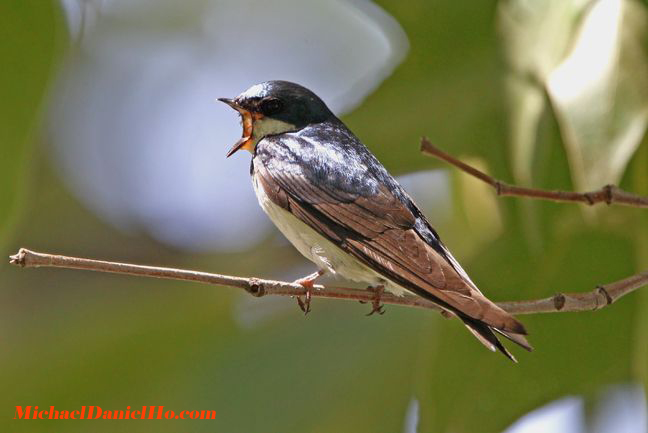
left=219, top=80, right=532, bottom=361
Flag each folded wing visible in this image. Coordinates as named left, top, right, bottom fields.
left=254, top=137, right=531, bottom=360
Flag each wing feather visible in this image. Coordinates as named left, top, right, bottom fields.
left=253, top=135, right=530, bottom=357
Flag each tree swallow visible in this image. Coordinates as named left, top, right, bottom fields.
left=219, top=80, right=532, bottom=361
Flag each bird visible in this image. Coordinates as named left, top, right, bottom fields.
left=219, top=80, right=532, bottom=361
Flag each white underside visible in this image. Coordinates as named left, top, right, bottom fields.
left=253, top=171, right=408, bottom=295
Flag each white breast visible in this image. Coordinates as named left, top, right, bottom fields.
left=252, top=167, right=407, bottom=295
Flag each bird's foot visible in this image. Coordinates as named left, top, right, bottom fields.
left=294, top=269, right=325, bottom=288
left=296, top=290, right=312, bottom=315
left=365, top=285, right=385, bottom=316
left=293, top=270, right=325, bottom=315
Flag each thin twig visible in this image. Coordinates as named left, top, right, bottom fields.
left=9, top=248, right=647, bottom=315
left=420, top=138, right=648, bottom=208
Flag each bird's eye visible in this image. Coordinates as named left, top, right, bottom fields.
left=259, top=98, right=284, bottom=116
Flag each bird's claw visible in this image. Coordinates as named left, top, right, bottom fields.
left=365, top=285, right=385, bottom=316
left=293, top=270, right=324, bottom=315
left=366, top=304, right=385, bottom=316
left=295, top=289, right=312, bottom=315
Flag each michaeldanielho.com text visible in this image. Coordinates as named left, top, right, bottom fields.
left=14, top=406, right=216, bottom=420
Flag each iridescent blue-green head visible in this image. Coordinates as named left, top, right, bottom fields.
left=219, top=80, right=334, bottom=157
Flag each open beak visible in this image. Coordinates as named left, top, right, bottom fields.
left=218, top=98, right=255, bottom=157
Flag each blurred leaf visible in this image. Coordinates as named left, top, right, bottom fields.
left=457, top=158, right=503, bottom=241
left=498, top=0, right=588, bottom=184
left=499, top=0, right=648, bottom=192
left=503, top=77, right=546, bottom=185
left=547, top=0, right=648, bottom=190
left=0, top=1, right=65, bottom=244
left=445, top=158, right=504, bottom=259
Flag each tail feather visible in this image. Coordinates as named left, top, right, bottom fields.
left=461, top=317, right=533, bottom=362
left=494, top=328, right=534, bottom=352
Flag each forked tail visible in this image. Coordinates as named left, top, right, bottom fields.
left=461, top=316, right=533, bottom=363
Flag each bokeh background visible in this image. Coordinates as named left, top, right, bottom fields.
left=2, top=0, right=647, bottom=432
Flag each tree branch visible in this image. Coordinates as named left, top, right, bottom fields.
left=420, top=138, right=648, bottom=208
left=9, top=248, right=647, bottom=315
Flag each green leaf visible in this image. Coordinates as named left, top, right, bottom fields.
left=547, top=0, right=648, bottom=190
left=498, top=0, right=588, bottom=184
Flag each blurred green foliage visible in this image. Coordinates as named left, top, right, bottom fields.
left=0, top=1, right=66, bottom=247
left=2, top=1, right=647, bottom=433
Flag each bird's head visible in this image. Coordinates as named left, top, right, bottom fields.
left=219, top=80, right=334, bottom=157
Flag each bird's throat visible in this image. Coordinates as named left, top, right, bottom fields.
left=226, top=110, right=262, bottom=157
left=226, top=109, right=297, bottom=158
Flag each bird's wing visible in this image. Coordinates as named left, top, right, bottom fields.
left=254, top=140, right=527, bottom=338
